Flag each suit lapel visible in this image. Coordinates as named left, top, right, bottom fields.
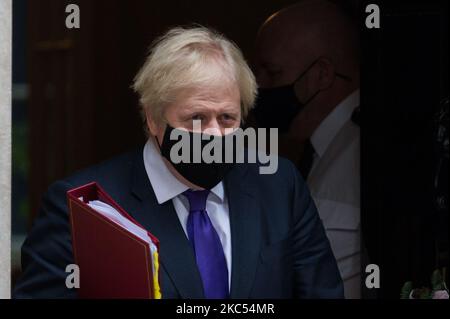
left=126, top=148, right=263, bottom=299
left=225, top=164, right=262, bottom=299
left=128, top=151, right=204, bottom=299
left=308, top=119, right=359, bottom=188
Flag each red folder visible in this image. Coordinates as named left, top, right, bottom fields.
left=67, top=182, right=160, bottom=299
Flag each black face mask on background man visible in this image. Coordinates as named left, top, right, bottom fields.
left=156, top=124, right=239, bottom=190
left=253, top=58, right=352, bottom=132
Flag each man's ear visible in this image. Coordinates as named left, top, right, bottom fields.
left=145, top=112, right=160, bottom=140
left=316, top=57, right=336, bottom=90
left=146, top=111, right=159, bottom=137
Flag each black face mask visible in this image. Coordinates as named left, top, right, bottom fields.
left=157, top=124, right=239, bottom=190
left=253, top=59, right=352, bottom=132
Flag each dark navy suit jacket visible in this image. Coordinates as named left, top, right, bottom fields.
left=13, top=146, right=344, bottom=298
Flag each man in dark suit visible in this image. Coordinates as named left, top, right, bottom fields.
left=252, top=1, right=361, bottom=298
left=13, top=26, right=343, bottom=299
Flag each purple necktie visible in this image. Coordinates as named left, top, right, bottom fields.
left=183, top=189, right=229, bottom=299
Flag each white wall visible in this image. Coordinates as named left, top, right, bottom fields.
left=0, top=0, right=12, bottom=299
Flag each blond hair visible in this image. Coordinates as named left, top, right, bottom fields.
left=132, top=25, right=257, bottom=130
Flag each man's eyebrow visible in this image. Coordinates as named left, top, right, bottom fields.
left=180, top=104, right=240, bottom=114
left=220, top=107, right=240, bottom=114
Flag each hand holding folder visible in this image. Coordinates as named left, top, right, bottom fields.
left=67, top=182, right=161, bottom=299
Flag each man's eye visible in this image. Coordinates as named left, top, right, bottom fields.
left=220, top=114, right=236, bottom=123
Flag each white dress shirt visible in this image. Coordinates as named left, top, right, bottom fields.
left=308, top=90, right=361, bottom=299
left=142, top=139, right=232, bottom=289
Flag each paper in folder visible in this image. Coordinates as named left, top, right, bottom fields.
left=67, top=182, right=161, bottom=299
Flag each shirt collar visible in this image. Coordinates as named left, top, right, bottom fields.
left=142, top=139, right=225, bottom=204
left=310, top=89, right=360, bottom=157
